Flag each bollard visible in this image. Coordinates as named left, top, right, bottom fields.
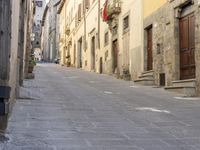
left=0, top=86, right=11, bottom=116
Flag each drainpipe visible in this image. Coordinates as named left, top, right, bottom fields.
left=98, top=0, right=101, bottom=49
left=64, top=1, right=66, bottom=65
left=84, top=1, right=87, bottom=52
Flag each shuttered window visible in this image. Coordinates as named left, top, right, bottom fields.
left=78, top=4, right=82, bottom=21
left=85, top=0, right=90, bottom=9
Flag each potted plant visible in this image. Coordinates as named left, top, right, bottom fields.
left=28, top=57, right=36, bottom=73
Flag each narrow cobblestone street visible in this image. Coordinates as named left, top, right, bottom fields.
left=1, top=63, right=200, bottom=150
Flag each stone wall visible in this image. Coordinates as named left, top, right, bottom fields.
left=195, top=2, right=200, bottom=96
left=0, top=0, right=34, bottom=114
left=143, top=0, right=200, bottom=95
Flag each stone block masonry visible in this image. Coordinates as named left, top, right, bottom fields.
left=143, top=0, right=200, bottom=95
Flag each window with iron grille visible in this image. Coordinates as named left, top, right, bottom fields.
left=123, top=15, right=129, bottom=30
left=104, top=32, right=109, bottom=46
left=85, top=0, right=90, bottom=9
left=113, top=26, right=117, bottom=35
left=78, top=4, right=82, bottom=21
left=35, top=1, right=43, bottom=7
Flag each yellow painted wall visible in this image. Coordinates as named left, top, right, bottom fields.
left=143, top=0, right=166, bottom=18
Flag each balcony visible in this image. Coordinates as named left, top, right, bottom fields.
left=65, top=26, right=70, bottom=36
left=107, top=0, right=121, bottom=20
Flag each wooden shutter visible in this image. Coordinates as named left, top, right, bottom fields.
left=179, top=13, right=195, bottom=80
left=85, top=0, right=90, bottom=9
left=78, top=4, right=81, bottom=21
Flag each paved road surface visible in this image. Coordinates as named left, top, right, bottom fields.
left=1, top=63, right=200, bottom=150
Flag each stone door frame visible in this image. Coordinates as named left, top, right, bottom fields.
left=143, top=24, right=153, bottom=72
left=173, top=1, right=196, bottom=80
left=112, top=39, right=119, bottom=74
left=91, top=36, right=96, bottom=71
left=77, top=37, right=83, bottom=68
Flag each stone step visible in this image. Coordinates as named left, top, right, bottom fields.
left=139, top=74, right=154, bottom=79
left=134, top=78, right=155, bottom=86
left=165, top=86, right=196, bottom=97
left=172, top=79, right=196, bottom=87
left=142, top=70, right=154, bottom=76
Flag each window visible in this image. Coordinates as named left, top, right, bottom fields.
left=78, top=4, right=82, bottom=21
left=75, top=13, right=78, bottom=26
left=35, top=1, right=43, bottom=7
left=71, top=8, right=73, bottom=22
left=123, top=15, right=129, bottom=30
left=105, top=51, right=108, bottom=61
left=113, top=26, right=117, bottom=35
left=104, top=32, right=109, bottom=46
left=85, top=0, right=90, bottom=9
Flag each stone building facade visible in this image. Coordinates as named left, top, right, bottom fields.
left=57, top=0, right=143, bottom=80
left=32, top=0, right=46, bottom=52
left=41, top=0, right=60, bottom=62
left=138, top=0, right=200, bottom=96
left=56, top=0, right=200, bottom=96
left=0, top=0, right=35, bottom=115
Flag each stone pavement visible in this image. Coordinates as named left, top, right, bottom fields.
left=1, top=63, right=200, bottom=150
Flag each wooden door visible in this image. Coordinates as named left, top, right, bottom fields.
left=179, top=13, right=195, bottom=80
left=78, top=39, right=82, bottom=68
left=80, top=40, right=82, bottom=68
left=74, top=43, right=76, bottom=66
left=91, top=36, right=95, bottom=70
left=112, top=40, right=118, bottom=73
left=147, top=27, right=153, bottom=71
left=99, top=57, right=103, bottom=74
